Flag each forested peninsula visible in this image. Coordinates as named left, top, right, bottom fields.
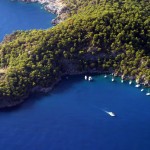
left=0, top=0, right=149, bottom=108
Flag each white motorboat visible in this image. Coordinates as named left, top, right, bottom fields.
left=105, top=111, right=115, bottom=117
left=135, top=84, right=140, bottom=88
left=146, top=93, right=150, bottom=96
left=129, top=80, right=132, bottom=85
left=121, top=79, right=124, bottom=83
left=146, top=89, right=150, bottom=96
left=88, top=76, right=93, bottom=81
left=141, top=89, right=144, bottom=92
left=104, top=74, right=107, bottom=78
left=112, top=78, right=115, bottom=82
left=85, top=75, right=87, bottom=80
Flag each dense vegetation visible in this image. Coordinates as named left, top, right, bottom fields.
left=0, top=0, right=149, bottom=106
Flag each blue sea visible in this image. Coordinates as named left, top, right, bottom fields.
left=0, top=1, right=150, bottom=150
left=0, top=0, right=55, bottom=41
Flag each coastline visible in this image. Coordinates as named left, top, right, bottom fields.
left=0, top=0, right=149, bottom=109
left=0, top=70, right=105, bottom=109
left=17, top=0, right=68, bottom=24
left=0, top=69, right=149, bottom=109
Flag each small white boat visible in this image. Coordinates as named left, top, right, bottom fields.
left=112, top=78, right=115, bottom=82
left=129, top=80, right=132, bottom=85
left=146, top=89, right=150, bottom=96
left=135, top=84, right=140, bottom=88
left=146, top=93, right=150, bottom=96
left=141, top=89, right=144, bottom=92
left=104, top=74, right=107, bottom=78
left=88, top=76, right=93, bottom=81
left=105, top=111, right=115, bottom=117
left=121, top=79, right=124, bottom=83
left=85, top=75, right=87, bottom=80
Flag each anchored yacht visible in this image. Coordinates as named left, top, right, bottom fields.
left=146, top=89, right=150, bottom=96
left=104, top=74, right=107, bottom=78
left=146, top=93, right=150, bottom=96
left=135, top=84, right=140, bottom=88
left=84, top=75, right=87, bottom=80
left=129, top=80, right=132, bottom=85
left=88, top=76, right=93, bottom=81
left=112, top=78, right=115, bottom=82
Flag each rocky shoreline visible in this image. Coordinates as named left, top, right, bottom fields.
left=0, top=70, right=104, bottom=109
left=0, top=68, right=149, bottom=109
left=0, top=1, right=149, bottom=109
left=17, top=0, right=68, bottom=24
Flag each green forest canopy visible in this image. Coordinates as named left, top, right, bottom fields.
left=0, top=0, right=149, bottom=103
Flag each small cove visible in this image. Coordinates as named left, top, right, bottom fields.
left=0, top=1, right=150, bottom=150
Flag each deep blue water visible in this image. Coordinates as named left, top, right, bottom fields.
left=0, top=75, right=150, bottom=150
left=0, top=1, right=150, bottom=150
left=0, top=0, right=55, bottom=41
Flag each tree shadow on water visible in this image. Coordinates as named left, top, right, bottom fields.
left=52, top=75, right=84, bottom=94
left=0, top=75, right=84, bottom=112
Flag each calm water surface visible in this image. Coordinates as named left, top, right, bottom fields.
left=0, top=75, right=150, bottom=150
left=0, top=1, right=150, bottom=150
left=0, top=0, right=55, bottom=41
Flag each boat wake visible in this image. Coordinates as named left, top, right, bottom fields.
left=91, top=105, right=116, bottom=117
left=104, top=110, right=116, bottom=117
left=100, top=108, right=116, bottom=117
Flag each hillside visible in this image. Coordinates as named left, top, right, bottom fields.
left=0, top=0, right=149, bottom=107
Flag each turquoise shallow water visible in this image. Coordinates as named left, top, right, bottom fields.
left=0, top=0, right=55, bottom=41
left=0, top=1, right=150, bottom=150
